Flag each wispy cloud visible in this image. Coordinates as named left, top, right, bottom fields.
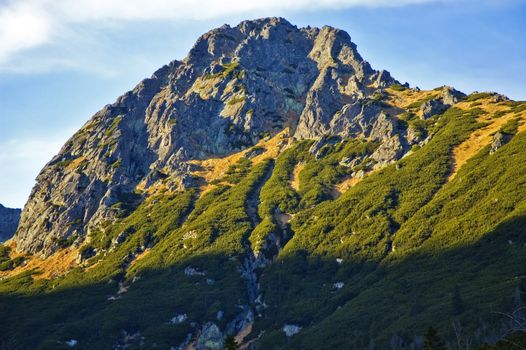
left=0, top=0, right=457, bottom=69
left=0, top=1, right=54, bottom=63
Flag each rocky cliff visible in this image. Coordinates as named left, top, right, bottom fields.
left=0, top=204, right=20, bottom=242
left=14, top=17, right=413, bottom=256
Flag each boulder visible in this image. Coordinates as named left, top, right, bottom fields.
left=333, top=282, right=345, bottom=289
left=283, top=324, right=302, bottom=337
left=169, top=313, right=187, bottom=325
left=442, top=86, right=466, bottom=105
left=77, top=246, right=96, bottom=263
left=184, top=266, right=206, bottom=276
left=243, top=147, right=265, bottom=159
left=490, top=131, right=512, bottom=154
left=65, top=339, right=78, bottom=347
left=420, top=98, right=448, bottom=119
left=196, top=322, right=223, bottom=350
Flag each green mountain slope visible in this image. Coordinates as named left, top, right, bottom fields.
left=1, top=100, right=526, bottom=349
left=2, top=18, right=526, bottom=350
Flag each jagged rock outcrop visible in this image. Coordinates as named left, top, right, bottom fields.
left=15, top=17, right=420, bottom=255
left=196, top=323, right=223, bottom=350
left=421, top=86, right=466, bottom=119
left=421, top=98, right=448, bottom=119
left=0, top=204, right=21, bottom=242
left=442, top=86, right=466, bottom=105
left=490, top=131, right=512, bottom=154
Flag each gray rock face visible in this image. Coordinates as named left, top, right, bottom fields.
left=14, top=17, right=416, bottom=256
left=283, top=324, right=302, bottom=337
left=490, top=132, right=512, bottom=154
left=421, top=98, right=448, bottom=120
left=0, top=204, right=21, bottom=242
left=196, top=322, right=223, bottom=350
left=421, top=86, right=466, bottom=120
left=442, top=86, right=466, bottom=105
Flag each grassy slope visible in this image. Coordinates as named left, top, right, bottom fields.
left=256, top=106, right=526, bottom=349
left=1, top=102, right=526, bottom=349
left=0, top=161, right=272, bottom=349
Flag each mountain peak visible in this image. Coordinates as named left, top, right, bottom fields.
left=14, top=18, right=398, bottom=255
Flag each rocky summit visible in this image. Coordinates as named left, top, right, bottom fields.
left=15, top=17, right=402, bottom=256
left=2, top=17, right=526, bottom=350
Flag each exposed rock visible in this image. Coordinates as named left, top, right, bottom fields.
left=13, top=17, right=423, bottom=256
left=112, top=230, right=130, bottom=246
left=216, top=310, right=224, bottom=321
left=490, top=93, right=509, bottom=103
left=333, top=282, right=345, bottom=289
left=183, top=230, right=198, bottom=240
left=76, top=246, right=96, bottom=263
left=339, top=155, right=362, bottom=168
left=0, top=204, right=21, bottom=242
left=490, top=132, right=512, bottom=154
left=406, top=125, right=425, bottom=145
left=442, top=86, right=466, bottom=105
left=354, top=170, right=366, bottom=179
left=225, top=307, right=254, bottom=335
left=114, top=330, right=144, bottom=349
left=196, top=322, right=223, bottom=350
left=184, top=266, right=206, bottom=276
left=117, top=281, right=129, bottom=295
left=65, top=339, right=78, bottom=347
left=369, top=112, right=406, bottom=166
left=420, top=99, right=448, bottom=120
left=308, top=136, right=340, bottom=159
left=283, top=324, right=302, bottom=337
left=421, top=87, right=465, bottom=120
left=169, top=313, right=188, bottom=324
left=243, top=147, right=265, bottom=159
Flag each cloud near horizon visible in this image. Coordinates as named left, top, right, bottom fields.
left=0, top=0, right=458, bottom=68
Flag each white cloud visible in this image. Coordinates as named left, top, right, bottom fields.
left=0, top=1, right=54, bottom=63
left=0, top=0, right=455, bottom=66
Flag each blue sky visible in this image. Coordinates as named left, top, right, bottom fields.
left=0, top=0, right=525, bottom=208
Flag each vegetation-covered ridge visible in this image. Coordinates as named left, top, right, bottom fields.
left=1, top=88, right=526, bottom=349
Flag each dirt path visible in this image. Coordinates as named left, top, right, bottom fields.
left=289, top=162, right=305, bottom=192
left=449, top=102, right=526, bottom=181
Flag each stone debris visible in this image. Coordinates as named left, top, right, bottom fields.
left=283, top=324, right=302, bottom=337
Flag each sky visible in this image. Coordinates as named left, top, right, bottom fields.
left=0, top=0, right=525, bottom=208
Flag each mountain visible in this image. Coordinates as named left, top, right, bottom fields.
left=0, top=204, right=20, bottom=242
left=14, top=17, right=400, bottom=256
left=1, top=17, right=526, bottom=350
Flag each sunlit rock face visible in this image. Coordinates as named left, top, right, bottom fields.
left=14, top=17, right=408, bottom=256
